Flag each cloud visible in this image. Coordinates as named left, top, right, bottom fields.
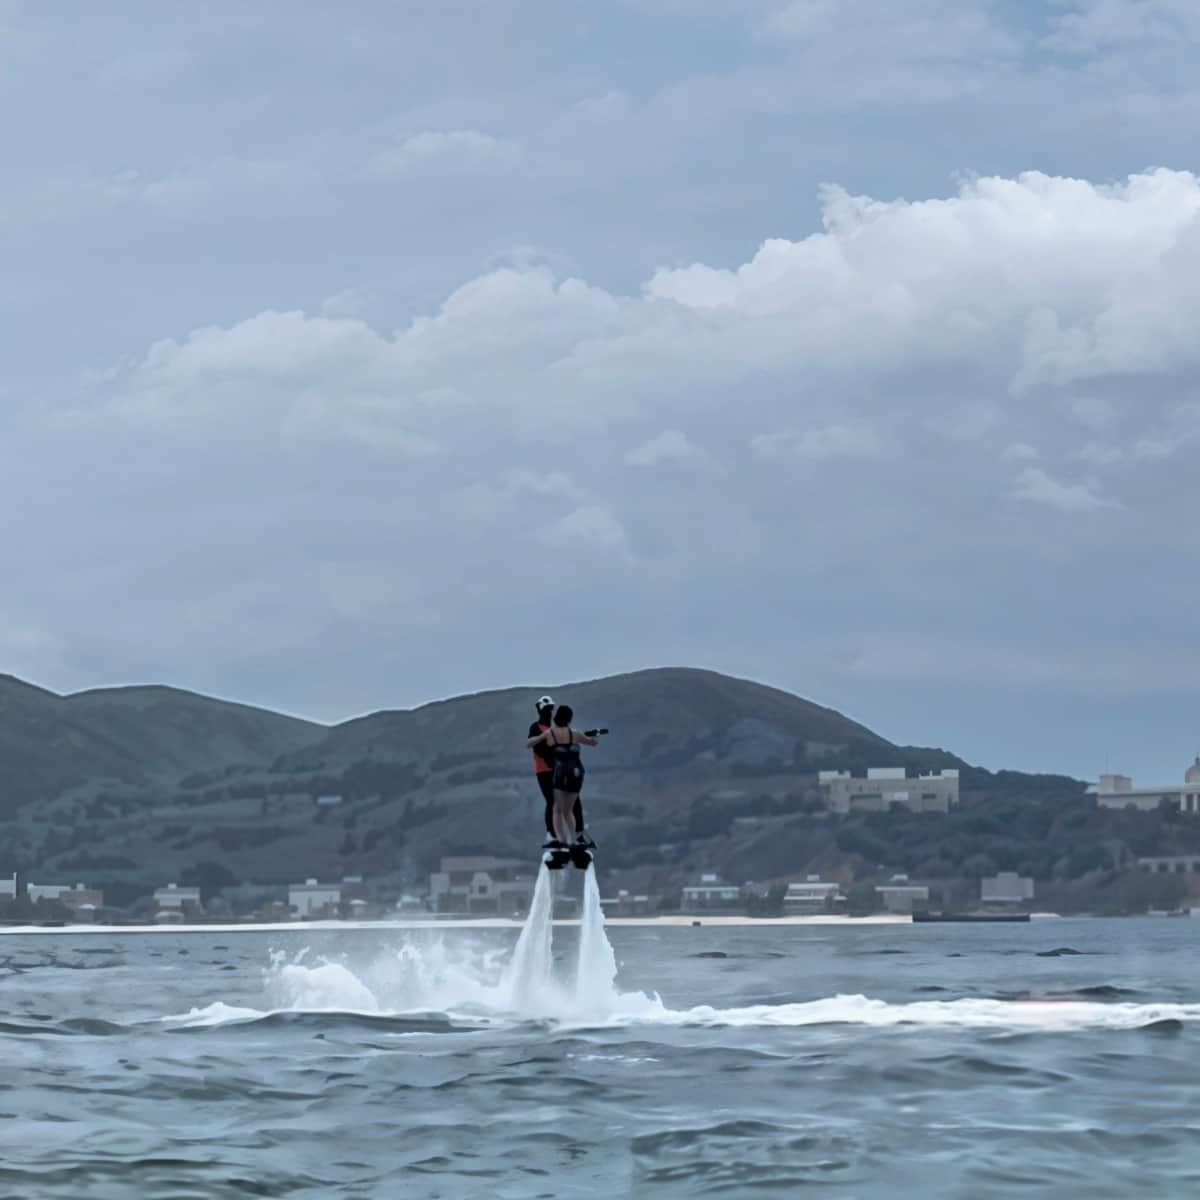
left=624, top=429, right=714, bottom=469
left=21, top=167, right=1200, bottom=750
left=767, top=0, right=1021, bottom=65
left=368, top=130, right=520, bottom=176
left=538, top=505, right=632, bottom=560
left=1012, top=466, right=1116, bottom=512
left=751, top=424, right=886, bottom=462
left=1042, top=0, right=1200, bottom=55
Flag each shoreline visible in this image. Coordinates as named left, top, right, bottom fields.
left=0, top=912, right=1073, bottom=935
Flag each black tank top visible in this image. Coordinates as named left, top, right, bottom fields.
left=550, top=728, right=584, bottom=788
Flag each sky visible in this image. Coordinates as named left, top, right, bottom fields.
left=3, top=0, right=1200, bottom=780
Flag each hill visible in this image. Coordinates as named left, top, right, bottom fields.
left=0, top=674, right=322, bottom=819
left=2, top=666, right=948, bottom=893
left=4, top=665, right=1189, bottom=914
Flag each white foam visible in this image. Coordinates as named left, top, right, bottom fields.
left=162, top=1000, right=271, bottom=1028
left=638, top=993, right=1200, bottom=1031
left=160, top=887, right=1194, bottom=1035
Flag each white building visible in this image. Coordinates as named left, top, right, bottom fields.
left=154, top=883, right=202, bottom=912
left=819, top=767, right=960, bottom=814
left=429, top=857, right=534, bottom=915
left=28, top=882, right=105, bottom=911
left=783, top=876, right=844, bottom=913
left=27, top=883, right=72, bottom=902
left=1139, top=855, right=1200, bottom=875
left=981, top=872, right=1034, bottom=903
left=875, top=875, right=930, bottom=914
left=0, top=873, right=15, bottom=900
left=1092, top=758, right=1200, bottom=813
left=681, top=874, right=742, bottom=911
left=601, top=890, right=653, bottom=917
left=289, top=879, right=342, bottom=918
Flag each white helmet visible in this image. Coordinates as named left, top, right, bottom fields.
left=536, top=694, right=554, bottom=711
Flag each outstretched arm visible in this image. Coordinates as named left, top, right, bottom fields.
left=573, top=729, right=599, bottom=747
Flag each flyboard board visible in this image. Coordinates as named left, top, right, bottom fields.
left=543, top=837, right=594, bottom=871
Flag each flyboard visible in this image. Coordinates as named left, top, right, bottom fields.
left=542, top=727, right=606, bottom=871
left=543, top=837, right=595, bottom=871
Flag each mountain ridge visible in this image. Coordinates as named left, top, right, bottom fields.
left=4, top=665, right=1143, bottom=915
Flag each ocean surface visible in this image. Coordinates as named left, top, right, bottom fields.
left=4, top=876, right=1200, bottom=1199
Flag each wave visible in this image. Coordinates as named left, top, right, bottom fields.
left=162, top=974, right=1200, bottom=1036
left=646, top=994, right=1200, bottom=1031
left=154, top=872, right=1200, bottom=1037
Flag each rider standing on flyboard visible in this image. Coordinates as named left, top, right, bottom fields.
left=528, top=695, right=594, bottom=851
left=528, top=704, right=599, bottom=848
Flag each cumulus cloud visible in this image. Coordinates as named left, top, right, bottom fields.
left=624, top=429, right=714, bottom=469
left=1042, top=0, right=1200, bottom=54
left=751, top=424, right=887, bottom=462
left=23, top=167, right=1200, bottom=755
left=66, top=169, right=1200, bottom=456
left=1012, top=466, right=1116, bottom=512
left=368, top=130, right=520, bottom=176
left=538, top=505, right=631, bottom=560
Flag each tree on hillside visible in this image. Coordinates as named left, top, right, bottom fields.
left=180, top=860, right=238, bottom=904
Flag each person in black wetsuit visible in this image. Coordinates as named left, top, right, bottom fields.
left=528, top=695, right=587, bottom=847
left=527, top=704, right=597, bottom=846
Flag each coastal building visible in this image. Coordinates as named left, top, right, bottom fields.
left=0, top=873, right=16, bottom=900
left=783, top=876, right=844, bottom=913
left=875, top=875, right=930, bottom=914
left=601, top=890, right=654, bottom=917
left=1091, top=758, right=1200, bottom=813
left=429, top=857, right=534, bottom=915
left=27, top=883, right=104, bottom=911
left=27, top=882, right=71, bottom=902
left=680, top=874, right=742, bottom=912
left=1138, top=855, right=1200, bottom=874
left=980, top=872, right=1034, bottom=903
left=154, top=883, right=203, bottom=918
left=288, top=879, right=342, bottom=918
left=818, top=768, right=960, bottom=814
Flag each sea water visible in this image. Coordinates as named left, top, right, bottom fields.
left=3, top=904, right=1200, bottom=1197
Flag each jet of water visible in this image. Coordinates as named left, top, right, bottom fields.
left=575, top=867, right=618, bottom=1013
left=503, top=865, right=555, bottom=1010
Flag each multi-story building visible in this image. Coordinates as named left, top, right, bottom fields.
left=875, top=876, right=930, bottom=913
left=429, top=857, right=534, bottom=915
left=288, top=879, right=342, bottom=918
left=1092, top=758, right=1200, bottom=813
left=154, top=883, right=203, bottom=921
left=680, top=874, right=742, bottom=912
left=981, top=872, right=1034, bottom=903
left=1138, top=855, right=1200, bottom=875
left=27, top=883, right=104, bottom=911
left=601, top=890, right=654, bottom=917
left=818, top=767, right=960, bottom=814
left=783, top=877, right=844, bottom=913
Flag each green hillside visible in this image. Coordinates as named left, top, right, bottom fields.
left=2, top=666, right=1191, bottom=914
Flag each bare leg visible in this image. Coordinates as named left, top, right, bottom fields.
left=553, top=791, right=578, bottom=842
